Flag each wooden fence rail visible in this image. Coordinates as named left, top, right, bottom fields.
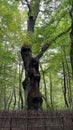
left=0, top=110, right=73, bottom=130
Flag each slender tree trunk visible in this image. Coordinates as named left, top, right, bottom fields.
left=40, top=64, right=48, bottom=108
left=13, top=66, right=17, bottom=110
left=18, top=56, right=23, bottom=109
left=62, top=61, right=69, bottom=108
left=49, top=73, right=53, bottom=109
left=62, top=46, right=72, bottom=108
left=8, top=92, right=13, bottom=109
left=70, top=2, right=73, bottom=77
left=3, top=64, right=7, bottom=110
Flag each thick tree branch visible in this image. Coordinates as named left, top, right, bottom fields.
left=25, top=0, right=32, bottom=12
left=20, top=0, right=32, bottom=11
left=36, top=27, right=71, bottom=60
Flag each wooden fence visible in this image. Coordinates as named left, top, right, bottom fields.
left=0, top=110, right=73, bottom=130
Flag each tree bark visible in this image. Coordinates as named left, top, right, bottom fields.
left=21, top=45, right=43, bottom=110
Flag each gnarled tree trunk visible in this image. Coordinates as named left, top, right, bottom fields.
left=21, top=44, right=43, bottom=110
